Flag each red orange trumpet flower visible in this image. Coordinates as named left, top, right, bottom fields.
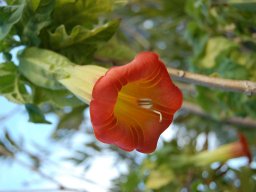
left=60, top=52, right=183, bottom=153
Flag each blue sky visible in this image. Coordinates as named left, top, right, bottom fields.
left=0, top=96, right=122, bottom=191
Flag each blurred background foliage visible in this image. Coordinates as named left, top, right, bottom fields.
left=0, top=0, right=256, bottom=191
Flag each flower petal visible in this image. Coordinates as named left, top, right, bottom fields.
left=234, top=133, right=252, bottom=163
left=90, top=52, right=182, bottom=153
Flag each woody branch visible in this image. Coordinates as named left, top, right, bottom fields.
left=168, top=68, right=256, bottom=96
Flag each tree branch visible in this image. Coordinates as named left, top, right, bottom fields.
left=168, top=68, right=256, bottom=95
left=181, top=101, right=256, bottom=128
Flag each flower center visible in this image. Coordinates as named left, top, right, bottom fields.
left=113, top=80, right=165, bottom=130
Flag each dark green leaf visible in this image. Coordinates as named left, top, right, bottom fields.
left=49, top=20, right=120, bottom=64
left=228, top=1, right=256, bottom=12
left=95, top=36, right=136, bottom=65
left=0, top=62, right=32, bottom=103
left=33, top=88, right=84, bottom=108
left=57, top=105, right=86, bottom=130
left=86, top=142, right=102, bottom=152
left=25, top=103, right=51, bottom=124
left=52, top=0, right=125, bottom=30
left=120, top=171, right=142, bottom=192
left=0, top=1, right=25, bottom=39
left=20, top=0, right=55, bottom=45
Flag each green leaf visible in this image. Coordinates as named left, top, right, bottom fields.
left=120, top=171, right=141, bottom=192
left=227, top=0, right=256, bottom=11
left=20, top=0, right=55, bottom=45
left=53, top=105, right=86, bottom=139
left=33, top=88, right=83, bottom=108
left=146, top=165, right=174, bottom=190
left=49, top=20, right=120, bottom=64
left=57, top=105, right=86, bottom=130
left=0, top=62, right=32, bottom=104
left=19, top=47, right=73, bottom=90
left=52, top=0, right=125, bottom=30
left=95, top=36, right=136, bottom=65
left=228, top=0, right=256, bottom=2
left=214, top=54, right=249, bottom=80
left=25, top=103, right=51, bottom=124
left=27, top=0, right=41, bottom=11
left=0, top=1, right=25, bottom=39
left=237, top=166, right=256, bottom=192
left=199, top=37, right=237, bottom=68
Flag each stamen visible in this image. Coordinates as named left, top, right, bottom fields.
left=138, top=98, right=152, bottom=109
left=152, top=109, right=163, bottom=123
left=138, top=98, right=163, bottom=122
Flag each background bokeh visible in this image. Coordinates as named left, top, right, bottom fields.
left=0, top=0, right=256, bottom=191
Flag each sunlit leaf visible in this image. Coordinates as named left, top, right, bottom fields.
left=19, top=47, right=72, bottom=90
left=146, top=165, right=174, bottom=190
left=27, top=0, right=40, bottom=11
left=199, top=37, right=237, bottom=68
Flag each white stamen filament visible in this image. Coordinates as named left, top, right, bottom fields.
left=138, top=98, right=162, bottom=122
left=152, top=109, right=163, bottom=122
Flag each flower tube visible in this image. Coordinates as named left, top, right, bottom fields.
left=190, top=134, right=252, bottom=166
left=60, top=52, right=183, bottom=153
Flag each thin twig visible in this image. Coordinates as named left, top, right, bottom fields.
left=168, top=68, right=256, bottom=95
left=0, top=145, right=13, bottom=156
left=0, top=188, right=81, bottom=192
left=21, top=145, right=107, bottom=189
left=15, top=159, right=65, bottom=188
left=13, top=159, right=88, bottom=192
left=181, top=101, right=256, bottom=128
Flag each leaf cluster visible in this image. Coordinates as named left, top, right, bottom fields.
left=0, top=0, right=129, bottom=124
